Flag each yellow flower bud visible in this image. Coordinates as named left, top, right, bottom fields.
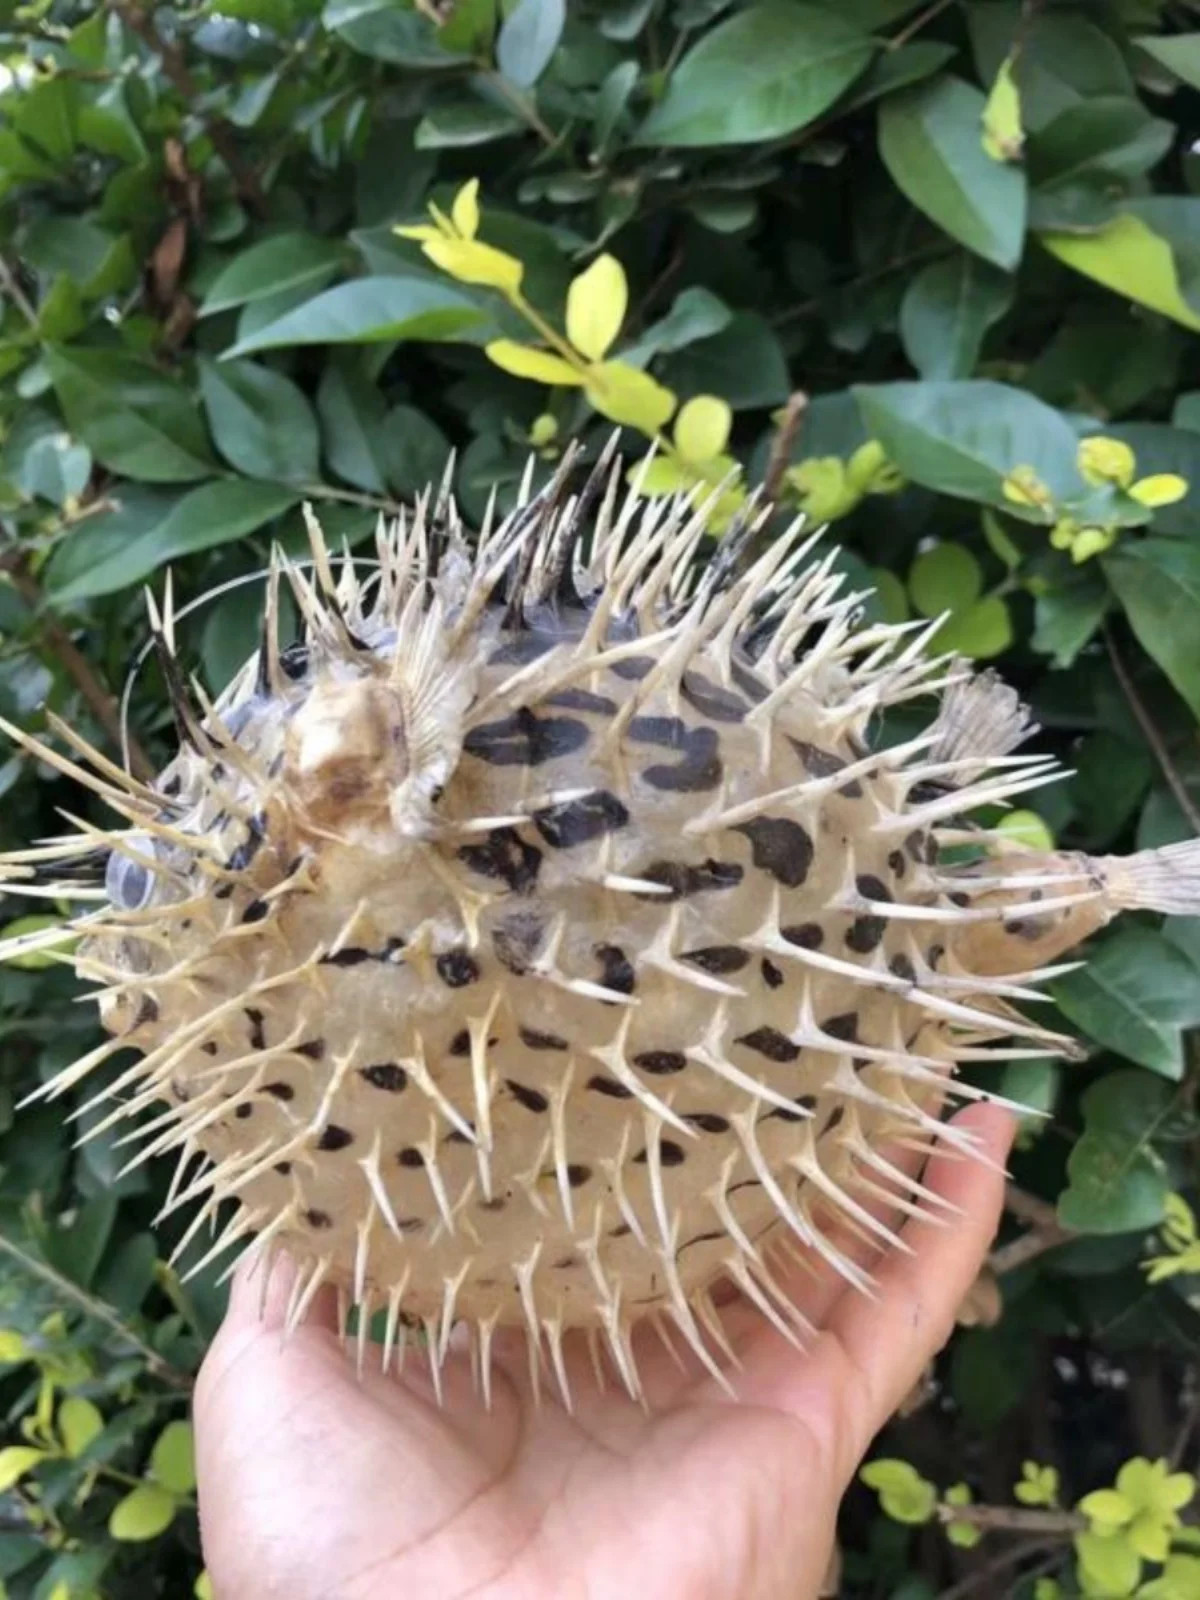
left=1129, top=472, right=1188, bottom=508
left=847, top=439, right=904, bottom=496
left=786, top=457, right=860, bottom=523
left=529, top=414, right=558, bottom=448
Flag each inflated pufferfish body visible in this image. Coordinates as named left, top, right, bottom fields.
left=3, top=447, right=1198, bottom=1404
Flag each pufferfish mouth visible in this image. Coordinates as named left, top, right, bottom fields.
left=1, top=441, right=1197, bottom=1412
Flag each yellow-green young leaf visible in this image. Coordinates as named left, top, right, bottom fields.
left=1015, top=1461, right=1061, bottom=1507
left=870, top=568, right=909, bottom=624
left=421, top=236, right=524, bottom=296
left=46, top=1584, right=67, bottom=1600
left=674, top=395, right=731, bottom=462
left=1033, top=1580, right=1063, bottom=1600
left=585, top=362, right=676, bottom=433
left=628, top=455, right=695, bottom=497
left=451, top=178, right=480, bottom=240
left=1041, top=215, right=1200, bottom=333
left=982, top=55, right=1023, bottom=162
left=860, top=1459, right=938, bottom=1524
left=931, top=596, right=1013, bottom=660
left=995, top=810, right=1055, bottom=853
left=485, top=341, right=583, bottom=386
left=150, top=1420, right=196, bottom=1495
left=58, top=1396, right=103, bottom=1458
left=0, top=1446, right=49, bottom=1491
left=1074, top=1528, right=1142, bottom=1598
left=195, top=1574, right=214, bottom=1600
left=109, top=1483, right=177, bottom=1542
left=566, top=254, right=627, bottom=362
left=1078, top=436, right=1136, bottom=490
left=1130, top=473, right=1188, bottom=508
left=1080, top=1488, right=1135, bottom=1530
left=1116, top=1457, right=1196, bottom=1516
left=0, top=1330, right=27, bottom=1363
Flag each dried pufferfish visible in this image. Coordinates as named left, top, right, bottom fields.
left=3, top=447, right=1198, bottom=1408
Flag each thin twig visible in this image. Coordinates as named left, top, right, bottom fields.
left=1170, top=1379, right=1200, bottom=1471
left=890, top=0, right=958, bottom=50
left=0, top=1229, right=192, bottom=1390
left=935, top=1502, right=1086, bottom=1534
left=0, top=256, right=37, bottom=326
left=1004, top=1184, right=1062, bottom=1231
left=935, top=1538, right=1064, bottom=1600
left=1105, top=623, right=1200, bottom=834
left=763, top=391, right=809, bottom=506
left=1, top=551, right=154, bottom=781
left=109, top=2, right=266, bottom=214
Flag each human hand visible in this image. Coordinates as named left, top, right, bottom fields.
left=194, top=1103, right=1014, bottom=1600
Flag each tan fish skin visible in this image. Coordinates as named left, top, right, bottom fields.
left=1, top=447, right=1197, bottom=1406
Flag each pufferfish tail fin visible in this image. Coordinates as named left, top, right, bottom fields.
left=1097, top=838, right=1200, bottom=917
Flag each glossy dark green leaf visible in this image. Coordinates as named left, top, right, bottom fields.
left=1135, top=32, right=1200, bottom=92
left=222, top=275, right=485, bottom=357
left=1031, top=568, right=1109, bottom=667
left=497, top=0, right=565, bottom=88
left=316, top=359, right=390, bottom=493
left=1107, top=422, right=1200, bottom=540
left=45, top=348, right=216, bottom=483
left=415, top=95, right=524, bottom=149
left=39, top=1195, right=117, bottom=1289
left=199, top=358, right=321, bottom=484
left=622, top=287, right=732, bottom=368
left=636, top=3, right=874, bottom=147
left=899, top=253, right=1013, bottom=379
left=662, top=313, right=789, bottom=409
left=1052, top=927, right=1200, bottom=1078
left=46, top=480, right=297, bottom=602
left=1057, top=1069, right=1175, bottom=1234
left=1030, top=98, right=1173, bottom=189
left=323, top=0, right=468, bottom=67
left=199, top=234, right=345, bottom=316
left=840, top=41, right=957, bottom=113
left=879, top=76, right=1028, bottom=269
left=854, top=379, right=1083, bottom=513
left=1104, top=540, right=1200, bottom=720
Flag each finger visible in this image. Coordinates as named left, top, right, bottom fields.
left=727, top=1104, right=1014, bottom=1472
left=224, top=1243, right=340, bottom=1338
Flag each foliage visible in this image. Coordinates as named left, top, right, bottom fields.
left=0, top=1, right=1195, bottom=1595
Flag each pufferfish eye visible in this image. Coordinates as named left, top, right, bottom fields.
left=104, top=843, right=156, bottom=912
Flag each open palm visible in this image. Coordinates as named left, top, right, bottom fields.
left=195, top=1104, right=1013, bottom=1600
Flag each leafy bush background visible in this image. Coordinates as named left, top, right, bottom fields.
left=0, top=1, right=1198, bottom=1596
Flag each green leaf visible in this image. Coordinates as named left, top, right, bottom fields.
left=150, top=1421, right=195, bottom=1495
left=108, top=1483, right=177, bottom=1543
left=1075, top=1529, right=1142, bottom=1598
left=47, top=480, right=297, bottom=603
left=324, top=0, right=468, bottom=67
left=58, top=1397, right=103, bottom=1459
left=45, top=348, right=216, bottom=483
left=0, top=412, right=91, bottom=507
left=222, top=276, right=485, bottom=358
left=316, top=360, right=388, bottom=494
left=840, top=42, right=957, bottom=114
left=497, top=0, right=565, bottom=88
left=1135, top=33, right=1200, bottom=92
left=199, top=234, right=344, bottom=316
left=1053, top=928, right=1200, bottom=1079
left=199, top=359, right=320, bottom=485
left=1032, top=567, right=1109, bottom=666
left=40, top=1195, right=117, bottom=1289
left=662, top=312, right=789, bottom=409
left=931, top=596, right=1013, bottom=660
left=854, top=380, right=1083, bottom=515
left=899, top=253, right=1013, bottom=380
left=21, top=217, right=136, bottom=301
left=415, top=95, right=524, bottom=149
left=879, top=76, right=1028, bottom=269
left=908, top=542, right=982, bottom=616
left=13, top=79, right=75, bottom=164
left=1104, top=541, right=1200, bottom=722
left=635, top=3, right=875, bottom=147
left=1030, top=98, right=1173, bottom=189
left=860, top=1459, right=938, bottom=1524
left=621, top=287, right=732, bottom=368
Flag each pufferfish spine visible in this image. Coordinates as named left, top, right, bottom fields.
left=2, top=442, right=1198, bottom=1410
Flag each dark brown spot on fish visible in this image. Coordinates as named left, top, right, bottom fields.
left=783, top=922, right=824, bottom=950
left=492, top=911, right=544, bottom=974
left=682, top=945, right=749, bottom=975
left=761, top=958, right=784, bottom=989
left=533, top=790, right=629, bottom=849
left=634, top=1050, right=686, bottom=1075
left=680, top=671, right=748, bottom=723
left=397, top=1147, right=424, bottom=1168
left=519, top=1025, right=568, bottom=1051
left=360, top=1062, right=407, bottom=1091
left=458, top=827, right=542, bottom=895
left=265, top=1081, right=295, bottom=1101
left=735, top=816, right=813, bottom=887
left=857, top=874, right=892, bottom=903
left=789, top=739, right=864, bottom=797
left=242, top=898, right=269, bottom=924
left=296, top=1039, right=325, bottom=1061
left=274, top=1161, right=292, bottom=1175
left=463, top=708, right=590, bottom=767
left=765, top=1094, right=817, bottom=1123
left=488, top=632, right=558, bottom=665
left=545, top=687, right=618, bottom=715
left=588, top=1074, right=633, bottom=1098
left=823, top=1012, right=859, bottom=1043
left=736, top=1027, right=799, bottom=1062
left=685, top=1111, right=731, bottom=1134
left=595, top=943, right=634, bottom=996
left=321, top=947, right=372, bottom=967
left=566, top=1163, right=591, bottom=1187
left=889, top=953, right=917, bottom=984
left=729, top=658, right=769, bottom=704
left=201, top=1041, right=219, bottom=1056
left=610, top=655, right=654, bottom=680
left=479, top=1196, right=506, bottom=1212
left=846, top=915, right=886, bottom=954
left=449, top=1030, right=471, bottom=1057
left=609, top=1221, right=633, bottom=1237
left=305, top=1208, right=332, bottom=1229
left=888, top=849, right=907, bottom=879
left=317, top=1125, right=353, bottom=1151
left=506, top=1079, right=549, bottom=1113
left=437, top=950, right=480, bottom=987
left=235, top=1103, right=253, bottom=1119
left=628, top=714, right=723, bottom=793
left=245, top=1008, right=266, bottom=1050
